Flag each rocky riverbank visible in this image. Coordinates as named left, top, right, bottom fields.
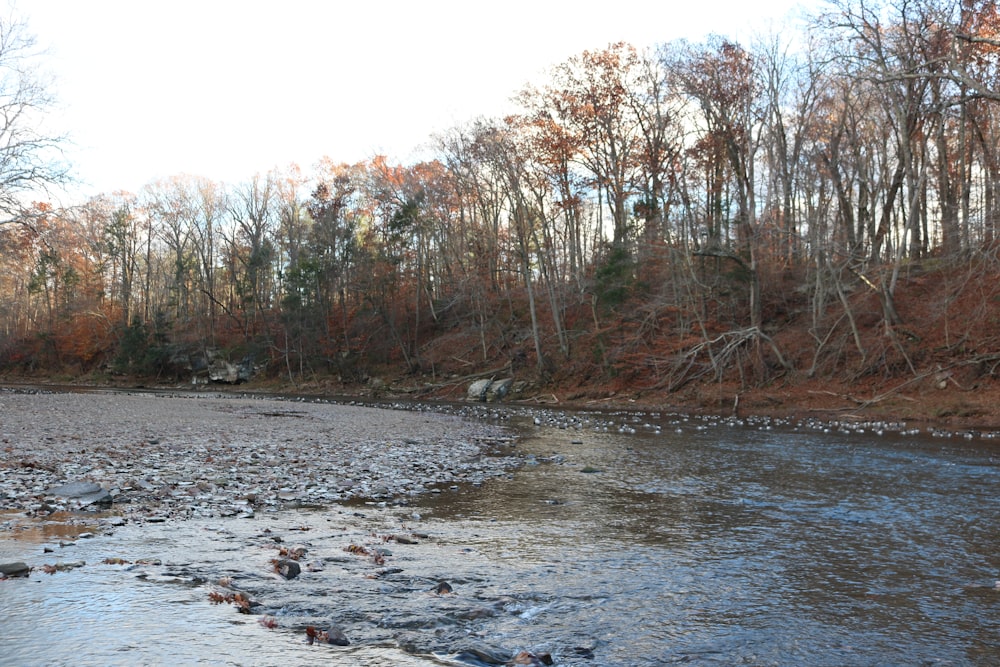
left=0, top=387, right=520, bottom=525
left=0, top=387, right=564, bottom=664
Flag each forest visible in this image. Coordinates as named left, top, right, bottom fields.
left=1, top=0, right=999, bottom=420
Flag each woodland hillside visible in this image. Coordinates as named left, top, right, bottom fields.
left=1, top=1, right=1000, bottom=427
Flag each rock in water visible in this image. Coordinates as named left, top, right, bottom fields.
left=0, top=562, right=30, bottom=578
left=451, top=644, right=511, bottom=665
left=306, top=624, right=349, bottom=646
left=324, top=625, right=350, bottom=646
left=275, top=559, right=301, bottom=580
left=510, top=650, right=554, bottom=666
left=77, top=489, right=114, bottom=507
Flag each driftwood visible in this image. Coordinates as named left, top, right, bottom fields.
left=523, top=393, right=560, bottom=404
left=809, top=354, right=1000, bottom=414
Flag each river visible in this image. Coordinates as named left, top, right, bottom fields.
left=2, top=406, right=999, bottom=666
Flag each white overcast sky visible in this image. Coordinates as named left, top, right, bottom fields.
left=24, top=0, right=815, bottom=199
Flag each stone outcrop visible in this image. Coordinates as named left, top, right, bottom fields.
left=467, top=378, right=514, bottom=402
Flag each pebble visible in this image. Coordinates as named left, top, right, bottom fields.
left=0, top=389, right=520, bottom=524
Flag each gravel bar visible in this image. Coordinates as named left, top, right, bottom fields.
left=0, top=388, right=520, bottom=523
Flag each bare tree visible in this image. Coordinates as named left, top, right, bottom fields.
left=0, top=11, right=69, bottom=226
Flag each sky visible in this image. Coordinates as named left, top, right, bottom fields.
left=24, top=0, right=816, bottom=199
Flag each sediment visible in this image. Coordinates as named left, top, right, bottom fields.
left=0, top=388, right=519, bottom=524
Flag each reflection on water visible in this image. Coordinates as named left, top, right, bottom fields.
left=1, top=510, right=103, bottom=546
left=417, top=417, right=1000, bottom=665
left=2, top=413, right=999, bottom=666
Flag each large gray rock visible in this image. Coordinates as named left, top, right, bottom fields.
left=0, top=562, right=30, bottom=577
left=275, top=559, right=301, bottom=580
left=208, top=359, right=240, bottom=383
left=485, top=378, right=513, bottom=402
left=467, top=378, right=514, bottom=402
left=46, top=481, right=102, bottom=498
left=207, top=355, right=254, bottom=383
left=467, top=379, right=492, bottom=401
left=46, top=481, right=113, bottom=507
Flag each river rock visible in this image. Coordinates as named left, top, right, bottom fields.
left=467, top=378, right=514, bottom=402
left=510, top=650, right=554, bottom=666
left=46, top=481, right=114, bottom=507
left=467, top=379, right=492, bottom=401
left=450, top=644, right=512, bottom=665
left=275, top=559, right=301, bottom=580
left=323, top=625, right=350, bottom=646
left=307, top=624, right=350, bottom=646
left=485, top=378, right=513, bottom=402
left=46, top=481, right=102, bottom=497
left=79, top=489, right=114, bottom=507
left=0, top=561, right=30, bottom=577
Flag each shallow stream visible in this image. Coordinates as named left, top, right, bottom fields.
left=2, top=408, right=999, bottom=666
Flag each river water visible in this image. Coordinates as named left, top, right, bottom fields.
left=2, top=407, right=999, bottom=666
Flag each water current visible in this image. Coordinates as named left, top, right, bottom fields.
left=2, top=408, right=999, bottom=666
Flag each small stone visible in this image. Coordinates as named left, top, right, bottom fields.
left=306, top=624, right=349, bottom=646
left=511, top=650, right=553, bottom=666
left=324, top=625, right=350, bottom=646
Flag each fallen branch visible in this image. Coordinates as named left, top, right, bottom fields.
left=811, top=354, right=1000, bottom=415
left=525, top=393, right=560, bottom=404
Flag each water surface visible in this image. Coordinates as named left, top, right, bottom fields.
left=2, top=411, right=999, bottom=665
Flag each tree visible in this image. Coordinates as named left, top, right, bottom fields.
left=299, top=160, right=362, bottom=351
left=98, top=194, right=143, bottom=327
left=949, top=0, right=1000, bottom=101
left=0, top=11, right=69, bottom=226
left=520, top=42, right=646, bottom=252
left=668, top=37, right=766, bottom=329
left=142, top=177, right=198, bottom=321
left=224, top=173, right=277, bottom=333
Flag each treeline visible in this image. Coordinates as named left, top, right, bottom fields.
left=1, top=0, right=999, bottom=391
